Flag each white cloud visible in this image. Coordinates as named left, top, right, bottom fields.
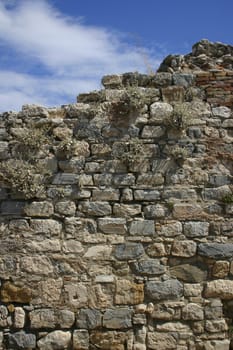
left=0, top=0, right=163, bottom=112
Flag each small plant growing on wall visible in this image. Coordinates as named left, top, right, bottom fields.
left=165, top=103, right=193, bottom=130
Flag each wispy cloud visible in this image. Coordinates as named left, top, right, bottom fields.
left=0, top=0, right=163, bottom=112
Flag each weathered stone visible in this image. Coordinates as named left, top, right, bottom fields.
left=204, top=299, right=223, bottom=319
left=1, top=282, right=32, bottom=303
left=170, top=264, right=207, bottom=283
left=198, top=243, right=233, bottom=259
left=198, top=340, right=230, bottom=350
left=184, top=284, right=202, bottom=297
left=144, top=204, right=166, bottom=218
left=184, top=221, right=209, bottom=238
left=151, top=72, right=173, bottom=87
left=8, top=331, right=36, bottom=349
left=156, top=321, right=191, bottom=332
left=212, top=106, right=232, bottom=118
left=115, top=279, right=144, bottom=305
left=59, top=157, right=85, bottom=173
left=145, top=279, right=183, bottom=301
left=102, top=74, right=123, bottom=88
left=90, top=330, right=127, bottom=350
left=20, top=256, right=54, bottom=275
left=147, top=332, right=177, bottom=350
left=129, top=220, right=155, bottom=236
left=79, top=201, right=112, bottom=216
left=162, top=188, right=197, bottom=200
left=113, top=203, right=141, bottom=217
left=30, top=219, right=62, bottom=236
left=112, top=174, right=135, bottom=186
left=52, top=173, right=79, bottom=184
left=0, top=141, right=9, bottom=159
left=137, top=174, right=164, bottom=187
left=182, top=303, right=204, bottom=320
left=171, top=240, right=197, bottom=257
left=84, top=245, right=112, bottom=260
left=34, top=278, right=63, bottom=306
left=37, top=330, right=71, bottom=350
left=114, top=243, right=144, bottom=260
left=54, top=201, right=76, bottom=216
left=134, top=190, right=160, bottom=201
left=30, top=309, right=75, bottom=328
left=204, top=280, right=233, bottom=299
left=173, top=203, right=202, bottom=219
left=162, top=86, right=185, bottom=103
left=146, top=243, right=166, bottom=257
left=98, top=218, right=126, bottom=234
left=92, top=189, right=120, bottom=201
left=103, top=308, right=133, bottom=329
left=76, top=309, right=102, bottom=329
left=131, top=259, right=165, bottom=276
left=212, top=260, right=229, bottom=278
left=0, top=305, right=10, bottom=327
left=24, top=201, right=54, bottom=217
left=151, top=301, right=182, bottom=320
left=14, top=307, right=25, bottom=328
left=202, top=185, right=232, bottom=200
left=1, top=201, right=25, bottom=215
left=173, top=73, right=195, bottom=87
left=62, top=240, right=84, bottom=254
left=63, top=282, right=88, bottom=309
left=160, top=221, right=182, bottom=237
left=205, top=319, right=228, bottom=332
left=73, top=330, right=89, bottom=350
left=93, top=174, right=113, bottom=186
left=141, top=125, right=165, bottom=138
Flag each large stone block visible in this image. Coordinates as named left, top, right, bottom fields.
left=30, top=219, right=62, bottom=236
left=170, top=264, right=207, bottom=283
left=129, top=220, right=155, bottom=236
left=171, top=240, right=197, bottom=257
left=37, top=330, right=71, bottom=350
left=24, top=201, right=54, bottom=217
left=147, top=332, right=177, bottom=350
left=79, top=201, right=112, bottom=216
left=115, top=279, right=144, bottom=305
left=73, top=330, right=89, bottom=350
left=131, top=259, right=165, bottom=276
left=76, top=309, right=102, bottom=329
left=113, top=203, right=141, bottom=217
left=98, top=218, right=126, bottom=234
left=184, top=221, right=209, bottom=238
left=8, top=331, right=36, bottom=349
left=114, top=243, right=144, bottom=261
left=30, top=309, right=75, bottom=329
left=103, top=308, right=133, bottom=329
left=145, top=279, right=183, bottom=301
left=198, top=243, right=233, bottom=259
left=182, top=303, right=204, bottom=320
left=134, top=190, right=160, bottom=201
left=204, top=280, right=233, bottom=299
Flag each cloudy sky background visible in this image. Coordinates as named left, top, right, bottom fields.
left=0, top=0, right=232, bottom=112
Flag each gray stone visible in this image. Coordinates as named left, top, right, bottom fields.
left=151, top=73, right=173, bottom=87
left=145, top=279, right=183, bottom=301
left=144, top=204, right=166, bottom=219
left=79, top=201, right=112, bottom=216
left=92, top=189, right=120, bottom=201
left=114, top=243, right=144, bottom=260
left=112, top=174, right=135, bottom=187
left=101, top=74, right=122, bottom=88
left=76, top=308, right=102, bottom=329
left=113, top=203, right=141, bottom=217
left=52, top=173, right=79, bottom=185
left=93, top=174, right=113, bottom=186
left=136, top=174, right=164, bottom=187
left=30, top=219, right=62, bottom=236
left=98, top=218, right=126, bottom=234
left=173, top=73, right=195, bottom=87
left=147, top=332, right=177, bottom=350
left=129, top=220, right=155, bottom=236
left=212, top=106, right=232, bottom=118
left=134, top=190, right=160, bottom=201
left=209, top=174, right=230, bottom=186
left=8, top=331, right=36, bottom=349
left=149, top=102, right=173, bottom=124
left=54, top=201, right=76, bottom=216
left=132, top=259, right=166, bottom=276
left=202, top=185, right=232, bottom=200
left=0, top=141, right=9, bottom=159
left=162, top=188, right=197, bottom=200
left=103, top=308, right=133, bottom=329
left=184, top=221, right=209, bottom=238
left=59, top=157, right=85, bottom=173
left=182, top=303, right=204, bottom=320
left=30, top=309, right=75, bottom=329
left=1, top=201, right=25, bottom=215
left=198, top=243, right=233, bottom=259
left=37, top=330, right=71, bottom=350
left=170, top=264, right=207, bottom=283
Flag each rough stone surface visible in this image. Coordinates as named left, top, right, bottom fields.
left=198, top=243, right=233, bottom=259
left=37, top=330, right=71, bottom=350
left=145, top=279, right=183, bottom=301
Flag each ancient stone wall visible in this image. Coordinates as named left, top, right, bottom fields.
left=0, top=41, right=233, bottom=349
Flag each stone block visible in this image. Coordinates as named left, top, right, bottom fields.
left=170, top=264, right=207, bottom=283
left=92, top=189, right=120, bottom=201
left=98, top=218, right=127, bottom=234
left=145, top=279, right=183, bottom=301
left=204, top=280, right=233, bottom=299
left=132, top=259, right=165, bottom=276
left=147, top=332, right=177, bottom=350
left=113, top=203, right=141, bottom=217
left=30, top=309, right=75, bottom=329
left=184, top=221, right=209, bottom=238
left=160, top=221, right=182, bottom=237
left=151, top=72, right=173, bottom=87
left=137, top=174, right=164, bottom=187
left=114, top=243, right=144, bottom=260
left=115, top=279, right=144, bottom=305
left=1, top=201, right=25, bottom=215
left=52, top=172, right=79, bottom=184
left=8, top=331, right=36, bottom=349
left=24, top=201, right=54, bottom=217
left=79, top=201, right=112, bottom=216
left=173, top=73, right=195, bottom=87
left=0, top=141, right=9, bottom=159
left=76, top=309, right=102, bottom=329
left=212, top=260, right=229, bottom=278
left=134, top=190, right=160, bottom=201
left=205, top=319, right=228, bottom=332
left=171, top=240, right=197, bottom=257
left=1, top=282, right=32, bottom=303
left=20, top=256, right=54, bottom=275
left=63, top=240, right=84, bottom=254
left=54, top=201, right=76, bottom=216
left=146, top=243, right=166, bottom=257
left=212, top=106, right=232, bottom=118
left=63, top=282, right=88, bottom=309
left=141, top=125, right=165, bottom=138
left=103, top=308, right=133, bottom=329
left=73, top=330, right=89, bottom=350
left=173, top=203, right=202, bottom=219
left=129, top=220, right=155, bottom=236
left=14, top=307, right=25, bottom=329
left=182, top=303, right=204, bottom=320
left=198, top=243, right=233, bottom=259
left=112, top=174, right=135, bottom=187
left=0, top=305, right=10, bottom=327
left=30, top=219, right=62, bottom=236
left=162, top=85, right=185, bottom=103
left=84, top=245, right=112, bottom=260
left=37, top=330, right=71, bottom=350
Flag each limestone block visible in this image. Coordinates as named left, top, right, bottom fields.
left=0, top=305, right=10, bottom=327
left=34, top=278, right=63, bottom=306
left=102, top=74, right=123, bottom=88
left=173, top=73, right=195, bottom=87
left=162, top=86, right=185, bottom=103
left=129, top=220, right=155, bottom=236
left=98, top=218, right=127, bottom=234
left=59, top=157, right=85, bottom=172
left=30, top=219, right=62, bottom=236
left=93, top=189, right=120, bottom=201
left=112, top=174, right=135, bottom=187
left=182, top=303, right=204, bottom=320
left=90, top=330, right=127, bottom=350
left=204, top=280, right=233, bottom=299
left=146, top=243, right=166, bottom=257
left=134, top=190, right=160, bottom=201
left=20, top=256, right=54, bottom=275
left=84, top=245, right=112, bottom=260
left=0, top=141, right=9, bottom=159
left=156, top=321, right=191, bottom=332
left=113, top=204, right=142, bottom=217
left=151, top=302, right=182, bottom=320
left=14, top=307, right=25, bottom=328
left=8, top=331, right=36, bottom=349
left=162, top=188, right=197, bottom=200
left=93, top=174, right=113, bottom=186
left=212, top=106, right=232, bottom=118
left=62, top=240, right=84, bottom=254
left=149, top=102, right=173, bottom=125
left=136, top=174, right=164, bottom=187
left=205, top=319, right=228, bottom=332
left=103, top=308, right=133, bottom=329
left=37, top=330, right=71, bottom=350
left=53, top=126, right=73, bottom=140
left=141, top=125, right=165, bottom=138
left=184, top=284, right=203, bottom=297
left=160, top=221, right=182, bottom=237
left=79, top=201, right=112, bottom=216
left=145, top=279, right=183, bottom=301
left=26, top=239, right=61, bottom=253
left=204, top=299, right=223, bottom=320
left=114, top=243, right=144, bottom=261
left=184, top=221, right=209, bottom=238
left=115, top=279, right=144, bottom=305
left=52, top=172, right=79, bottom=184
left=147, top=332, right=177, bottom=350
left=197, top=340, right=230, bottom=350
left=73, top=330, right=89, bottom=350
left=54, top=201, right=76, bottom=216
left=173, top=203, right=202, bottom=219
left=76, top=309, right=102, bottom=329
left=24, top=201, right=54, bottom=217
left=30, top=309, right=75, bottom=329
left=144, top=204, right=166, bottom=219
left=171, top=240, right=197, bottom=257
left=64, top=282, right=88, bottom=309
left=1, top=201, right=25, bottom=215
left=131, top=259, right=165, bottom=276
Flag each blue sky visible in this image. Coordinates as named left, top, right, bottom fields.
left=0, top=0, right=232, bottom=112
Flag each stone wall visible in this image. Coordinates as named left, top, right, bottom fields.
left=0, top=41, right=233, bottom=349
